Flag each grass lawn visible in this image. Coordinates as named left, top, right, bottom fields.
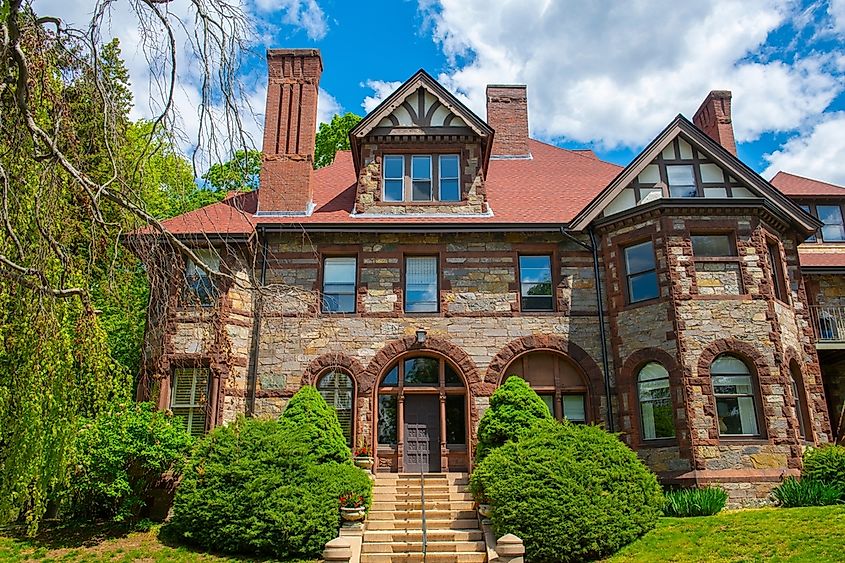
left=0, top=522, right=315, bottom=562
left=609, top=505, right=845, bottom=562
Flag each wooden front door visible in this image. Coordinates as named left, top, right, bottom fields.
left=403, top=395, right=440, bottom=473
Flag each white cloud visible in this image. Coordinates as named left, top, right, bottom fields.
left=252, top=0, right=328, bottom=40
left=763, top=112, right=845, bottom=185
left=830, top=0, right=845, bottom=33
left=361, top=80, right=403, bottom=113
left=317, top=88, right=342, bottom=125
left=416, top=0, right=844, bottom=150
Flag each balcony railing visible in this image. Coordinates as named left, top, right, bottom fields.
left=809, top=305, right=845, bottom=343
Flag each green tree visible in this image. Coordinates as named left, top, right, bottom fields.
left=475, top=377, right=552, bottom=461
left=202, top=148, right=261, bottom=192
left=314, top=112, right=362, bottom=168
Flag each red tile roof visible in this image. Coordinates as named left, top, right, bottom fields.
left=159, top=139, right=622, bottom=234
left=771, top=171, right=845, bottom=197
left=798, top=250, right=845, bottom=269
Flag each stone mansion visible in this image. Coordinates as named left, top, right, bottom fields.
left=137, top=48, right=845, bottom=505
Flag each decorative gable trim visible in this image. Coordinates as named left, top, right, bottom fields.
left=569, top=115, right=821, bottom=235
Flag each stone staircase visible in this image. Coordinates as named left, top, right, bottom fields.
left=361, top=472, right=486, bottom=563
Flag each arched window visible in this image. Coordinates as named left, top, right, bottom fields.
left=637, top=362, right=675, bottom=440
left=790, top=362, right=809, bottom=440
left=317, top=371, right=354, bottom=446
left=711, top=355, right=760, bottom=437
left=504, top=351, right=589, bottom=423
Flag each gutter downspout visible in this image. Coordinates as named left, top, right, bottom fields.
left=247, top=226, right=267, bottom=416
left=560, top=226, right=615, bottom=432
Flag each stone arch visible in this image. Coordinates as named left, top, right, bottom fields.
left=303, top=352, right=366, bottom=392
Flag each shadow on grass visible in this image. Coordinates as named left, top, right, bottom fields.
left=157, top=523, right=307, bottom=562
left=1, top=520, right=134, bottom=550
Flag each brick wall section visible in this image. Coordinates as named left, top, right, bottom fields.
left=486, top=85, right=530, bottom=157
left=258, top=49, right=321, bottom=213
left=692, top=90, right=737, bottom=156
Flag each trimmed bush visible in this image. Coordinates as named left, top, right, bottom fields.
left=663, top=486, right=728, bottom=517
left=168, top=386, right=370, bottom=559
left=772, top=476, right=842, bottom=507
left=803, top=445, right=845, bottom=492
left=470, top=419, right=663, bottom=562
left=475, top=376, right=552, bottom=461
left=66, top=402, right=193, bottom=522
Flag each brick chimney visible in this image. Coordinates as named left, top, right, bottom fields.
left=257, top=49, right=322, bottom=215
left=486, top=85, right=531, bottom=158
left=693, top=90, right=736, bottom=156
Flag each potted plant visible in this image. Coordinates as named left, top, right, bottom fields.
left=339, top=492, right=367, bottom=521
left=353, top=445, right=374, bottom=471
left=476, top=495, right=492, bottom=518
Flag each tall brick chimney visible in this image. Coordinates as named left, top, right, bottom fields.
left=486, top=85, right=531, bottom=158
left=693, top=90, right=736, bottom=156
left=257, top=49, right=322, bottom=215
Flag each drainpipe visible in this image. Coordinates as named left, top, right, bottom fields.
left=247, top=226, right=267, bottom=416
left=559, top=226, right=615, bottom=432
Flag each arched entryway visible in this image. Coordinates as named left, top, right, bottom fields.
left=374, top=353, right=469, bottom=473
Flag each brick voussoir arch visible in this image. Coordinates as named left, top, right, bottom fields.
left=485, top=334, right=605, bottom=398
left=620, top=347, right=682, bottom=386
left=302, top=352, right=367, bottom=392
left=696, top=338, right=772, bottom=379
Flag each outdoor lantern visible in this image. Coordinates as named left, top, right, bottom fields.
left=415, top=329, right=427, bottom=344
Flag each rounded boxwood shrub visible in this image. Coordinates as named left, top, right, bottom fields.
left=471, top=419, right=663, bottom=562
left=475, top=376, right=551, bottom=461
left=168, top=387, right=370, bottom=559
left=281, top=385, right=351, bottom=464
left=66, top=402, right=193, bottom=522
left=803, top=445, right=845, bottom=492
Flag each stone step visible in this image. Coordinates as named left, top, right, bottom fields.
left=376, top=474, right=469, bottom=484
left=373, top=485, right=470, bottom=494
left=369, top=500, right=475, bottom=511
left=363, top=529, right=484, bottom=543
left=360, top=552, right=486, bottom=563
left=366, top=518, right=480, bottom=531
left=368, top=509, right=476, bottom=521
left=372, top=491, right=473, bottom=502
left=362, top=541, right=486, bottom=554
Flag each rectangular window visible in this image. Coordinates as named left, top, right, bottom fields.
left=817, top=205, right=845, bottom=242
left=411, top=155, right=432, bottom=201
left=186, top=249, right=220, bottom=307
left=691, top=234, right=734, bottom=257
left=171, top=367, right=209, bottom=437
left=800, top=205, right=817, bottom=242
left=439, top=154, right=460, bottom=201
left=404, top=256, right=438, bottom=312
left=383, top=155, right=404, bottom=202
left=322, top=257, right=357, bottom=313
left=666, top=165, right=697, bottom=198
left=624, top=241, right=659, bottom=303
left=768, top=242, right=786, bottom=302
left=562, top=394, right=587, bottom=424
left=539, top=394, right=555, bottom=416
left=519, top=255, right=554, bottom=311
left=713, top=375, right=759, bottom=436
left=378, top=395, right=397, bottom=446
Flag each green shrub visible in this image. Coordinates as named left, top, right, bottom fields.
left=772, top=477, right=843, bottom=507
left=475, top=376, right=552, bottom=461
left=66, top=402, right=193, bottom=522
left=663, top=486, right=728, bottom=517
left=281, top=385, right=351, bottom=464
left=470, top=419, right=663, bottom=562
left=169, top=388, right=371, bottom=559
left=803, top=445, right=845, bottom=492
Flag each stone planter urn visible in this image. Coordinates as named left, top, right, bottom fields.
left=340, top=506, right=366, bottom=522
left=354, top=456, right=375, bottom=471
left=478, top=503, right=492, bottom=518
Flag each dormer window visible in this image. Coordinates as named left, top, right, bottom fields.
left=382, top=154, right=461, bottom=203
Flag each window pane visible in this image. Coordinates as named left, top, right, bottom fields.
left=446, top=395, right=466, bottom=444
left=821, top=224, right=845, bottom=242
left=638, top=377, right=671, bottom=401
left=800, top=206, right=817, bottom=242
left=378, top=395, right=397, bottom=446
left=691, top=235, right=734, bottom=257
left=563, top=395, right=586, bottom=423
left=711, top=355, right=750, bottom=375
left=792, top=379, right=806, bottom=438
left=381, top=365, right=399, bottom=387
left=318, top=372, right=354, bottom=446
left=404, top=357, right=439, bottom=386
left=439, top=178, right=460, bottom=201
left=716, top=396, right=759, bottom=435
left=439, top=154, right=459, bottom=178
left=624, top=242, right=656, bottom=275
left=640, top=396, right=675, bottom=440
left=445, top=363, right=463, bottom=387
left=539, top=394, right=554, bottom=416
left=405, top=256, right=438, bottom=312
left=818, top=205, right=845, bottom=241
left=713, top=375, right=754, bottom=395
left=322, top=293, right=356, bottom=313
left=519, top=256, right=552, bottom=291
left=629, top=270, right=659, bottom=302
left=667, top=165, right=697, bottom=197
left=323, top=258, right=356, bottom=313
left=412, top=180, right=432, bottom=201
left=638, top=362, right=669, bottom=382
left=411, top=155, right=431, bottom=180
left=384, top=155, right=403, bottom=178
left=384, top=179, right=403, bottom=202
left=521, top=296, right=555, bottom=311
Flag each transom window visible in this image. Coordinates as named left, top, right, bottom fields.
left=382, top=154, right=461, bottom=203
left=691, top=234, right=735, bottom=257
left=637, top=363, right=675, bottom=440
left=623, top=241, right=659, bottom=304
left=505, top=351, right=589, bottom=423
left=171, top=367, right=209, bottom=437
left=322, top=257, right=357, bottom=313
left=711, top=355, right=760, bottom=437
left=404, top=256, right=439, bottom=313
left=317, top=371, right=354, bottom=446
left=519, top=255, right=554, bottom=311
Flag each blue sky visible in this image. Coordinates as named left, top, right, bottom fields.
left=36, top=0, right=845, bottom=185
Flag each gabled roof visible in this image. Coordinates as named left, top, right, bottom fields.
left=771, top=171, right=845, bottom=197
left=154, top=191, right=257, bottom=236
left=569, top=114, right=820, bottom=235
left=349, top=69, right=494, bottom=175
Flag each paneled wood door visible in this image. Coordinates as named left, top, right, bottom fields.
left=403, top=395, right=440, bottom=473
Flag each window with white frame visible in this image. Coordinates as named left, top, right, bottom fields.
left=171, top=367, right=209, bottom=437
left=711, top=355, right=760, bottom=437
left=322, top=257, right=357, bottom=313
left=404, top=256, right=439, bottom=312
left=637, top=362, right=675, bottom=440
left=438, top=155, right=460, bottom=201
left=185, top=249, right=220, bottom=306
left=519, top=255, right=554, bottom=311
left=381, top=154, right=461, bottom=203
left=317, top=371, right=355, bottom=446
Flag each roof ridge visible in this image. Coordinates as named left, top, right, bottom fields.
left=527, top=137, right=621, bottom=168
